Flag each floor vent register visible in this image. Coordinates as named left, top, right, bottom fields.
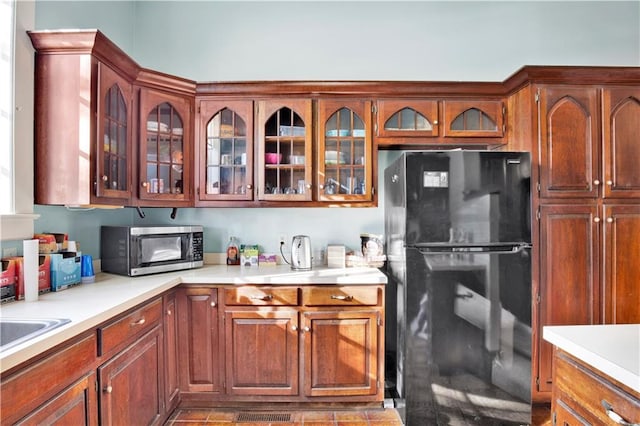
left=234, top=412, right=292, bottom=422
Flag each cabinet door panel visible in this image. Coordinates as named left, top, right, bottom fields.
left=537, top=204, right=600, bottom=393
left=602, top=87, right=640, bottom=198
left=538, top=86, right=600, bottom=198
left=197, top=100, right=254, bottom=202
left=138, top=88, right=193, bottom=204
left=603, top=205, right=640, bottom=324
left=303, top=310, right=378, bottom=397
left=225, top=309, right=299, bottom=396
left=16, top=373, right=97, bottom=426
left=442, top=100, right=504, bottom=137
left=317, top=100, right=374, bottom=202
left=96, top=62, right=133, bottom=201
left=99, top=328, right=163, bottom=426
left=177, top=287, right=221, bottom=393
left=377, top=99, right=439, bottom=138
left=257, top=99, right=313, bottom=201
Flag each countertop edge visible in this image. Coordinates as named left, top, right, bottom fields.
left=543, top=325, right=640, bottom=394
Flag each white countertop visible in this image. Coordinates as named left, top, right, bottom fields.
left=543, top=324, right=640, bottom=393
left=0, top=265, right=387, bottom=373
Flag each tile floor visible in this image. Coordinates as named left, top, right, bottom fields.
left=165, top=408, right=404, bottom=426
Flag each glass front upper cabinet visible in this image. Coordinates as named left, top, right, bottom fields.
left=96, top=63, right=132, bottom=202
left=376, top=100, right=439, bottom=138
left=257, top=100, right=313, bottom=201
left=198, top=100, right=253, bottom=202
left=138, top=89, right=192, bottom=203
left=317, top=100, right=373, bottom=202
left=442, top=100, right=505, bottom=137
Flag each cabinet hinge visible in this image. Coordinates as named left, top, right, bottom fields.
left=536, top=208, right=541, bottom=221
left=535, top=89, right=540, bottom=103
left=197, top=106, right=201, bottom=114
left=372, top=104, right=377, bottom=114
left=536, top=182, right=541, bottom=193
left=536, top=294, right=541, bottom=304
left=377, top=380, right=380, bottom=390
left=377, top=317, right=382, bottom=327
left=371, top=186, right=376, bottom=196
left=536, top=376, right=540, bottom=385
left=552, top=411, right=556, bottom=426
left=374, top=122, right=378, bottom=135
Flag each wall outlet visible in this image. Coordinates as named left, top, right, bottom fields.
left=3, top=247, right=18, bottom=258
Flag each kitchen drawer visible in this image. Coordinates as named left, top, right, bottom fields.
left=554, top=350, right=640, bottom=425
left=302, top=286, right=381, bottom=306
left=98, top=297, right=162, bottom=356
left=224, top=286, right=299, bottom=306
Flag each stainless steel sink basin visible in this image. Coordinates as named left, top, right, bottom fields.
left=0, top=318, right=71, bottom=352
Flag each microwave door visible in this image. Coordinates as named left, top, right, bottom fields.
left=138, top=235, right=183, bottom=264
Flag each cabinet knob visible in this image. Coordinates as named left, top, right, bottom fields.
left=291, top=325, right=298, bottom=331
left=306, top=184, right=312, bottom=189
left=167, top=309, right=172, bottom=316
left=433, top=120, right=439, bottom=125
left=319, top=184, right=324, bottom=189
left=210, top=301, right=216, bottom=307
left=102, top=175, right=108, bottom=182
left=246, top=184, right=252, bottom=190
left=607, top=217, right=614, bottom=223
left=607, top=180, right=613, bottom=186
left=593, top=179, right=600, bottom=186
left=594, top=217, right=601, bottom=223
left=104, top=385, right=113, bottom=394
left=141, top=182, right=148, bottom=188
left=303, top=326, right=310, bottom=332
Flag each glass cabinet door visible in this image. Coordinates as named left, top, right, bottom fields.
left=138, top=89, right=192, bottom=203
left=145, top=102, right=184, bottom=194
left=317, top=100, right=373, bottom=202
left=198, top=100, right=253, bottom=201
left=377, top=99, right=439, bottom=138
left=96, top=63, right=132, bottom=201
left=442, top=100, right=504, bottom=137
left=257, top=100, right=313, bottom=201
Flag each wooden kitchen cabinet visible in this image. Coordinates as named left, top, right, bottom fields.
left=136, top=83, right=194, bottom=206
left=257, top=99, right=313, bottom=202
left=15, top=373, right=98, bottom=426
left=376, top=99, right=439, bottom=139
left=196, top=99, right=254, bottom=203
left=301, top=286, right=383, bottom=398
left=603, top=205, right=640, bottom=324
left=302, top=310, right=380, bottom=397
left=538, top=86, right=600, bottom=199
left=551, top=348, right=640, bottom=426
left=176, top=287, right=222, bottom=393
left=317, top=100, right=374, bottom=203
left=0, top=333, right=98, bottom=425
left=442, top=100, right=505, bottom=138
left=28, top=30, right=138, bottom=206
left=98, top=326, right=164, bottom=426
left=536, top=204, right=601, bottom=394
left=97, top=297, right=165, bottom=426
left=534, top=84, right=640, bottom=400
left=601, top=87, right=640, bottom=199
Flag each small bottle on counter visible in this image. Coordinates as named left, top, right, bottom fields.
left=226, top=237, right=240, bottom=265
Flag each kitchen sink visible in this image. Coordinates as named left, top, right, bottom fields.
left=0, top=317, right=71, bottom=352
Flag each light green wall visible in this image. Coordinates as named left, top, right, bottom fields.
left=27, top=1, right=640, bottom=259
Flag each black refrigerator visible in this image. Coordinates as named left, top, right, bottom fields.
left=384, top=151, right=532, bottom=425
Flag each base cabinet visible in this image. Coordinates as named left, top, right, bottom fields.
left=15, top=373, right=98, bottom=426
left=98, top=327, right=164, bottom=426
left=551, top=349, right=640, bottom=425
left=177, top=284, right=385, bottom=403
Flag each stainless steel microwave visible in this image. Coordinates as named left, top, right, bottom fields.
left=100, top=225, right=204, bottom=276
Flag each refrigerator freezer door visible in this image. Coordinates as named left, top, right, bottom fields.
left=403, top=151, right=531, bottom=246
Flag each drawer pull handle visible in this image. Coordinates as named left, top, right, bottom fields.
left=250, top=295, right=273, bottom=301
left=131, top=318, right=146, bottom=326
left=602, top=400, right=639, bottom=426
left=331, top=295, right=353, bottom=301
left=104, top=385, right=113, bottom=394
